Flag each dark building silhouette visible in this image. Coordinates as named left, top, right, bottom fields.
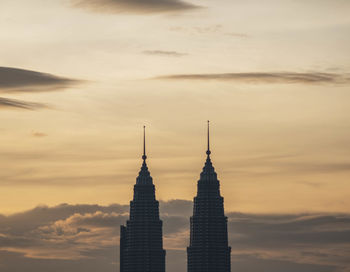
left=120, top=127, right=166, bottom=272
left=187, top=121, right=231, bottom=272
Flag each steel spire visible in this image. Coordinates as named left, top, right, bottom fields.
left=206, top=120, right=211, bottom=156
left=142, top=125, right=147, bottom=161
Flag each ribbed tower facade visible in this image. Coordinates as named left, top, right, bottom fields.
left=187, top=122, right=231, bottom=272
left=120, top=127, right=166, bottom=272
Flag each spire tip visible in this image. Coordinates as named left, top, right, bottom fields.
left=206, top=120, right=211, bottom=156
left=142, top=126, right=147, bottom=160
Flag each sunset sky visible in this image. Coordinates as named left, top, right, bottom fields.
left=1, top=0, right=350, bottom=271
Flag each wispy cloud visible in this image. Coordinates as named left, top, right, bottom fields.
left=143, top=50, right=187, bottom=57
left=153, top=72, right=350, bottom=85
left=285, top=162, right=350, bottom=174
left=170, top=25, right=222, bottom=34
left=70, top=0, right=200, bottom=14
left=225, top=155, right=350, bottom=177
left=0, top=97, right=48, bottom=110
left=0, top=67, right=81, bottom=111
left=169, top=25, right=248, bottom=38
left=32, top=132, right=48, bottom=138
left=0, top=67, right=79, bottom=94
left=224, top=32, right=249, bottom=38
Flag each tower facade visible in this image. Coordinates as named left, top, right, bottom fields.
left=187, top=122, right=231, bottom=272
left=120, top=127, right=166, bottom=272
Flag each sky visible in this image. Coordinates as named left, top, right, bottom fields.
left=0, top=0, right=350, bottom=271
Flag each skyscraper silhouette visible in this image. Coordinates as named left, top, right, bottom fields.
left=187, top=121, right=231, bottom=272
left=120, top=127, right=166, bottom=272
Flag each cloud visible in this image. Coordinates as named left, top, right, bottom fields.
left=32, top=132, right=48, bottom=137
left=0, top=249, right=117, bottom=272
left=0, top=97, right=48, bottom=110
left=70, top=0, right=200, bottom=14
left=0, top=67, right=79, bottom=93
left=227, top=212, right=350, bottom=247
left=224, top=32, right=249, bottom=38
left=285, top=162, right=350, bottom=174
left=160, top=199, right=192, bottom=216
left=224, top=153, right=350, bottom=177
left=169, top=25, right=249, bottom=38
left=226, top=157, right=350, bottom=177
left=193, top=24, right=222, bottom=34
left=231, top=254, right=337, bottom=272
left=143, top=50, right=187, bottom=57
left=170, top=24, right=223, bottom=34
left=227, top=212, right=350, bottom=271
left=153, top=72, right=350, bottom=85
left=1, top=201, right=349, bottom=272
left=0, top=67, right=80, bottom=111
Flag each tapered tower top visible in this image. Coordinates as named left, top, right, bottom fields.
left=137, top=125, right=152, bottom=184
left=200, top=120, right=217, bottom=180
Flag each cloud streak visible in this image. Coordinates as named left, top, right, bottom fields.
left=0, top=67, right=80, bottom=110
left=0, top=97, right=48, bottom=110
left=70, top=0, right=200, bottom=14
left=154, top=72, right=350, bottom=85
left=32, top=132, right=48, bottom=137
left=143, top=50, right=187, bottom=57
left=0, top=67, right=79, bottom=93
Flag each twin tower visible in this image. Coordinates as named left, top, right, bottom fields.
left=120, top=122, right=231, bottom=272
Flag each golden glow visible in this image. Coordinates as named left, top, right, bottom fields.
left=1, top=0, right=350, bottom=215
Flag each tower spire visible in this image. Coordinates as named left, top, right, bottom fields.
left=142, top=125, right=147, bottom=161
left=206, top=120, right=211, bottom=156
left=187, top=122, right=231, bottom=272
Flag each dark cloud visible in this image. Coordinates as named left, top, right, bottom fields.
left=227, top=213, right=350, bottom=271
left=162, top=215, right=188, bottom=234
left=228, top=212, right=350, bottom=247
left=0, top=67, right=80, bottom=110
left=70, top=0, right=200, bottom=14
left=0, top=67, right=79, bottom=93
left=159, top=199, right=192, bottom=216
left=143, top=50, right=187, bottom=57
left=0, top=203, right=128, bottom=235
left=1, top=202, right=349, bottom=272
left=153, top=72, right=350, bottom=85
left=231, top=254, right=337, bottom=272
left=0, top=97, right=48, bottom=110
left=0, top=249, right=117, bottom=272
